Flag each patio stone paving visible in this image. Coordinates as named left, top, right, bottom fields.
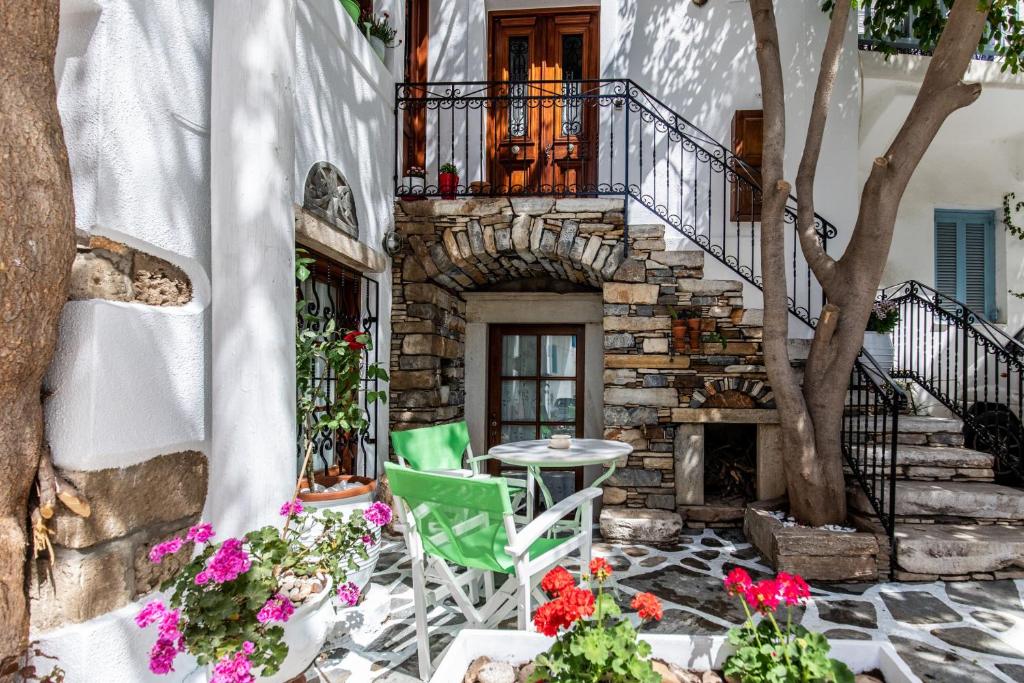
left=310, top=529, right=1024, bottom=682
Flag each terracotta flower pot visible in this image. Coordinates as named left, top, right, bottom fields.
left=298, top=467, right=377, bottom=510
left=438, top=171, right=459, bottom=200
left=686, top=318, right=702, bottom=351
left=671, top=319, right=688, bottom=353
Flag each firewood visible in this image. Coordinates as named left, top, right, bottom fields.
left=31, top=507, right=54, bottom=564
left=37, top=445, right=57, bottom=519
left=55, top=476, right=91, bottom=518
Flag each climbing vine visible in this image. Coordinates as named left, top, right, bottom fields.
left=1004, top=192, right=1024, bottom=299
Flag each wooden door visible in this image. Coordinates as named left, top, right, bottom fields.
left=487, top=324, right=585, bottom=495
left=488, top=9, right=599, bottom=194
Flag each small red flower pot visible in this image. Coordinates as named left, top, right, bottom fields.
left=438, top=171, right=459, bottom=200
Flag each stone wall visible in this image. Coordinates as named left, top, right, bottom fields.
left=30, top=452, right=208, bottom=631
left=389, top=197, right=770, bottom=513
left=69, top=234, right=192, bottom=306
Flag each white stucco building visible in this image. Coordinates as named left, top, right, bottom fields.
left=32, top=0, right=1022, bottom=679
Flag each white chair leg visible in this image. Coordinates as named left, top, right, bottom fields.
left=580, top=499, right=593, bottom=574
left=411, top=559, right=432, bottom=681
left=484, top=571, right=495, bottom=599
left=468, top=568, right=480, bottom=604
left=516, top=560, right=532, bottom=631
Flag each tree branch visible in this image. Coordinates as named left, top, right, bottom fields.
left=795, top=0, right=849, bottom=292
left=839, top=0, right=988, bottom=273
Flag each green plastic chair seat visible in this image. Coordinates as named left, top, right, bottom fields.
left=386, top=463, right=550, bottom=574
left=391, top=422, right=470, bottom=472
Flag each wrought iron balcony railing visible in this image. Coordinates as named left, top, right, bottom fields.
left=394, top=79, right=838, bottom=328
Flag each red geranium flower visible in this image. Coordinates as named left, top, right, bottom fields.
left=723, top=567, right=753, bottom=596
left=559, top=587, right=596, bottom=622
left=630, top=592, right=663, bottom=621
left=343, top=330, right=367, bottom=351
left=743, top=579, right=781, bottom=614
left=777, top=571, right=810, bottom=606
left=588, top=557, right=613, bottom=582
left=540, top=566, right=575, bottom=598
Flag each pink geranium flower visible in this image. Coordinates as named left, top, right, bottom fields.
left=777, top=571, right=810, bottom=606
left=723, top=567, right=753, bottom=596
left=210, top=645, right=255, bottom=683
left=149, top=537, right=184, bottom=564
left=186, top=522, right=215, bottom=544
left=204, top=538, right=251, bottom=584
left=743, top=579, right=781, bottom=614
left=256, top=593, right=295, bottom=624
left=362, top=501, right=392, bottom=528
left=337, top=581, right=360, bottom=607
left=279, top=499, right=304, bottom=517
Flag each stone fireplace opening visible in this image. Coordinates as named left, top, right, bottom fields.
left=673, top=407, right=786, bottom=528
left=703, top=423, right=757, bottom=506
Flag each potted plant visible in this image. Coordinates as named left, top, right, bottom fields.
left=295, top=250, right=389, bottom=511
left=702, top=330, right=728, bottom=350
left=685, top=309, right=703, bottom=351
left=432, top=565, right=919, bottom=682
left=137, top=498, right=393, bottom=682
left=401, top=166, right=426, bottom=201
left=364, top=11, right=399, bottom=64
left=667, top=305, right=688, bottom=353
left=863, top=299, right=900, bottom=375
left=438, top=162, right=459, bottom=200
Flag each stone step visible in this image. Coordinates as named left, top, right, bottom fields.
left=845, top=444, right=994, bottom=482
left=852, top=481, right=1024, bottom=521
left=895, top=523, right=1024, bottom=576
left=844, top=415, right=964, bottom=446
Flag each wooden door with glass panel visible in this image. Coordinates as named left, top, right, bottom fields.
left=488, top=9, right=599, bottom=194
left=486, top=325, right=585, bottom=489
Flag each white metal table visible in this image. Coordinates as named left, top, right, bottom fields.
left=488, top=438, right=633, bottom=519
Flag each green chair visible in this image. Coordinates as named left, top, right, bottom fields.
left=390, top=421, right=528, bottom=511
left=385, top=463, right=600, bottom=680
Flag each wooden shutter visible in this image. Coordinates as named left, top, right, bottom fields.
left=934, top=210, right=996, bottom=320
left=731, top=110, right=763, bottom=222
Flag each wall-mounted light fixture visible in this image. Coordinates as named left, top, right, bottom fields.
left=382, top=229, right=404, bottom=257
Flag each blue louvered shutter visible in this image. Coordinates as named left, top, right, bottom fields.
left=934, top=210, right=996, bottom=321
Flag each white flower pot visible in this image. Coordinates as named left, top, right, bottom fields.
left=862, top=330, right=895, bottom=377
left=429, top=630, right=921, bottom=683
left=185, top=579, right=334, bottom=683
left=369, top=36, right=387, bottom=62
left=343, top=529, right=382, bottom=593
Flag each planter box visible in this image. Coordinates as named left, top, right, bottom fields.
left=431, top=630, right=920, bottom=683
left=744, top=499, right=880, bottom=581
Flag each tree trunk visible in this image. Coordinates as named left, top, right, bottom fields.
left=0, top=0, right=76, bottom=675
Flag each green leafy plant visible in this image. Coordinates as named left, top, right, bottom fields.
left=865, top=299, right=900, bottom=334
left=439, top=162, right=459, bottom=175
left=723, top=568, right=854, bottom=683
left=365, top=11, right=399, bottom=46
left=702, top=331, right=728, bottom=349
left=135, top=500, right=392, bottom=678
left=295, top=250, right=388, bottom=485
left=529, top=560, right=663, bottom=683
left=667, top=304, right=700, bottom=320
left=826, top=0, right=1024, bottom=73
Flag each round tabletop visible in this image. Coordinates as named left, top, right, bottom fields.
left=488, top=438, right=632, bottom=468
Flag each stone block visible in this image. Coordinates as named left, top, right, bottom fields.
left=646, top=494, right=676, bottom=510
left=649, top=250, right=704, bottom=268
left=555, top=198, right=624, bottom=213
left=603, top=283, right=660, bottom=305
left=134, top=527, right=195, bottom=597
left=510, top=197, right=555, bottom=215
left=612, top=258, right=646, bottom=283
left=132, top=253, right=192, bottom=306
left=603, top=316, right=671, bottom=331
left=604, top=406, right=661, bottom=427
left=607, top=468, right=662, bottom=487
left=605, top=354, right=690, bottom=369
left=604, top=333, right=635, bottom=350
left=674, top=424, right=703, bottom=506
left=51, top=452, right=208, bottom=549
left=390, top=369, right=437, bottom=390
left=676, top=279, right=744, bottom=294
left=603, top=369, right=636, bottom=385
left=30, top=541, right=134, bottom=631
left=642, top=338, right=669, bottom=354
left=896, top=524, right=1024, bottom=575
left=604, top=387, right=678, bottom=407
left=602, top=487, right=628, bottom=505
left=69, top=251, right=132, bottom=302
left=600, top=508, right=682, bottom=545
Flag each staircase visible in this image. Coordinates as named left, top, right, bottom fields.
left=847, top=414, right=1024, bottom=579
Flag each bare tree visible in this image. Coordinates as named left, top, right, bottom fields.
left=0, top=0, right=76, bottom=673
left=749, top=0, right=1005, bottom=525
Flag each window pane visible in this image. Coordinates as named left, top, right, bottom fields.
left=541, top=380, right=576, bottom=422
left=501, top=424, right=537, bottom=444
left=502, top=335, right=537, bottom=376
left=541, top=335, right=576, bottom=376
left=540, top=424, right=576, bottom=438
left=561, top=35, right=583, bottom=136
left=509, top=37, right=529, bottom=137
left=502, top=380, right=537, bottom=421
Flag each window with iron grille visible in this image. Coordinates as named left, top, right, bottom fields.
left=296, top=250, right=381, bottom=479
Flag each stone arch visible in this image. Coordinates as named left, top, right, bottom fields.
left=304, top=162, right=359, bottom=238
left=690, top=378, right=775, bottom=409
left=398, top=197, right=629, bottom=292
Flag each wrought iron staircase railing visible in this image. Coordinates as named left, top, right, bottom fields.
left=881, top=280, right=1024, bottom=483
left=394, top=78, right=903, bottom=554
